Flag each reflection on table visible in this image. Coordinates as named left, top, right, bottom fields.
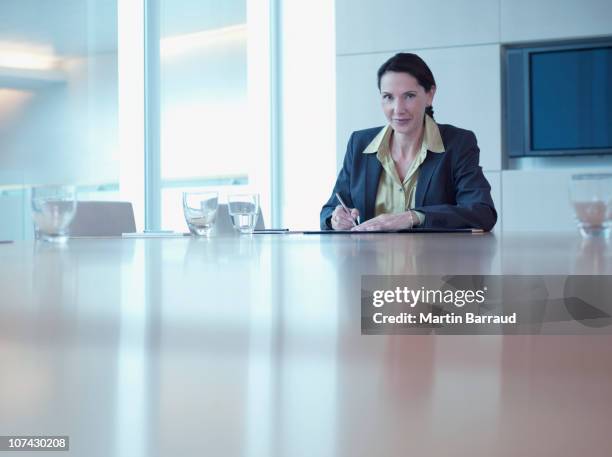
left=0, top=232, right=611, bottom=456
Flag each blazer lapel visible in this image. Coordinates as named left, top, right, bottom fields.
left=364, top=154, right=382, bottom=220
left=415, top=151, right=443, bottom=207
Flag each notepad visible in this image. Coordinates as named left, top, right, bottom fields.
left=301, top=228, right=485, bottom=234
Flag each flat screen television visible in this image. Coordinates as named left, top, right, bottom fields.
left=504, top=39, right=612, bottom=157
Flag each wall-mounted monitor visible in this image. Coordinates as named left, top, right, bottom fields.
left=504, top=39, right=612, bottom=158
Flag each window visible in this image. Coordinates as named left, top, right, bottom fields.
left=158, top=0, right=271, bottom=231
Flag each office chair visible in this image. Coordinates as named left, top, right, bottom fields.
left=69, top=201, right=136, bottom=236
left=215, top=204, right=265, bottom=234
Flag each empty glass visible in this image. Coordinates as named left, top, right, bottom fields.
left=569, top=173, right=612, bottom=238
left=182, top=191, right=218, bottom=236
left=31, top=185, right=78, bottom=242
left=228, top=193, right=260, bottom=234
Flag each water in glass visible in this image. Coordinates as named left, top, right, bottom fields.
left=182, top=191, right=218, bottom=236
left=228, top=194, right=259, bottom=234
left=31, top=186, right=78, bottom=242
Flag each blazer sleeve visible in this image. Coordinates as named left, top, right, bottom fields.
left=413, top=131, right=497, bottom=231
left=320, top=133, right=357, bottom=230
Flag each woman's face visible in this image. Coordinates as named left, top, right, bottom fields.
left=379, top=71, right=435, bottom=136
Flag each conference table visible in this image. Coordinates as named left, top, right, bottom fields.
left=0, top=232, right=611, bottom=456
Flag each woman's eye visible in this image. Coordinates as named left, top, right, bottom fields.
left=405, top=93, right=415, bottom=99
left=383, top=94, right=392, bottom=100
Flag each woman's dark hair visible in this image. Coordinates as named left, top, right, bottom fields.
left=377, top=53, right=436, bottom=119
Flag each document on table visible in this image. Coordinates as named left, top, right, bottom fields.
left=253, top=228, right=485, bottom=234
left=301, top=228, right=485, bottom=234
left=122, top=232, right=190, bottom=238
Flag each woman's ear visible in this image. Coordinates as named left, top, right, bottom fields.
left=427, top=85, right=436, bottom=105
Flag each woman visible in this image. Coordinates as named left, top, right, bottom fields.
left=320, top=53, right=497, bottom=231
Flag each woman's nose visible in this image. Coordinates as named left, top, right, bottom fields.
left=393, top=99, right=407, bottom=113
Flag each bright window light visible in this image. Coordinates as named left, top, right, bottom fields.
left=118, top=0, right=146, bottom=230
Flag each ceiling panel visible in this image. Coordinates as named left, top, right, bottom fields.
left=0, top=0, right=117, bottom=56
left=0, top=0, right=245, bottom=58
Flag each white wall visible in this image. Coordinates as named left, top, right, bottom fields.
left=0, top=54, right=118, bottom=186
left=335, top=0, right=612, bottom=231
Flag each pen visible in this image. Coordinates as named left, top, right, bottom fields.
left=253, top=229, right=290, bottom=232
left=335, top=193, right=359, bottom=226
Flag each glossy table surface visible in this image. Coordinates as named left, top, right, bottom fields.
left=1, top=232, right=611, bottom=456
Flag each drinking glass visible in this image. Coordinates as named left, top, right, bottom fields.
left=569, top=173, right=612, bottom=238
left=182, top=191, right=218, bottom=236
left=31, top=185, right=78, bottom=242
left=228, top=193, right=260, bottom=234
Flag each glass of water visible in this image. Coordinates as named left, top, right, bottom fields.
left=570, top=173, right=612, bottom=238
left=228, top=193, right=260, bottom=234
left=182, top=191, right=219, bottom=236
left=31, top=185, right=78, bottom=242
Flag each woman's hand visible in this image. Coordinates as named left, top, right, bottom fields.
left=331, top=205, right=360, bottom=230
left=351, top=211, right=416, bottom=231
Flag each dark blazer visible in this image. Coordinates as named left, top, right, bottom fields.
left=320, top=124, right=497, bottom=230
